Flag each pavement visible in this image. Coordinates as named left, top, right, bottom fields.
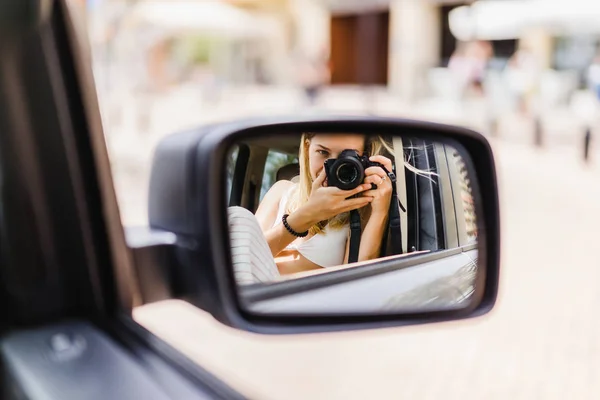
left=100, top=85, right=600, bottom=399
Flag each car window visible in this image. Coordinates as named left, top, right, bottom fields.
left=260, top=149, right=298, bottom=202
left=403, top=138, right=443, bottom=253
left=426, top=142, right=446, bottom=250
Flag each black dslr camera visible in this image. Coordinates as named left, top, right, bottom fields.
left=324, top=149, right=383, bottom=190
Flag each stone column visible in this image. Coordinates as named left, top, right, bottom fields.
left=389, top=0, right=441, bottom=103
left=519, top=27, right=553, bottom=69
left=290, top=0, right=330, bottom=58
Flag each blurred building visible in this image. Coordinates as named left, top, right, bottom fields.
left=286, top=0, right=476, bottom=101
left=291, top=0, right=600, bottom=104
left=83, top=0, right=510, bottom=101
left=450, top=0, right=600, bottom=90
left=86, top=0, right=293, bottom=93
left=85, top=0, right=600, bottom=108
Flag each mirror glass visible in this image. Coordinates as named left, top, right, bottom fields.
left=225, top=132, right=480, bottom=315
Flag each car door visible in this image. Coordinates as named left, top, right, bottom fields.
left=0, top=1, right=243, bottom=399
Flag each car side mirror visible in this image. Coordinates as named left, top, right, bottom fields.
left=139, top=116, right=500, bottom=334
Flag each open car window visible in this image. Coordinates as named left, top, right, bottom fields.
left=260, top=149, right=299, bottom=203
left=404, top=138, right=447, bottom=253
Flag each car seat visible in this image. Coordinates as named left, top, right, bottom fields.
left=276, top=163, right=300, bottom=182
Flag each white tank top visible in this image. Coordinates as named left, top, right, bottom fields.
left=272, top=186, right=349, bottom=268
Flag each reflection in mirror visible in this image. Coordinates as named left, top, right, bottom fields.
left=225, top=132, right=480, bottom=315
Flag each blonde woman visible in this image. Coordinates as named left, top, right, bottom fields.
left=228, top=133, right=396, bottom=285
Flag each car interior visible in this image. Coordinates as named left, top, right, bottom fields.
left=227, top=134, right=451, bottom=259
left=227, top=134, right=405, bottom=257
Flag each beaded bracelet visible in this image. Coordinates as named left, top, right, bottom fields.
left=282, top=213, right=308, bottom=237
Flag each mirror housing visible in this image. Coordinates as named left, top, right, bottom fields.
left=144, top=116, right=500, bottom=334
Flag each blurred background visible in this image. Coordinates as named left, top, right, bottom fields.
left=70, top=1, right=600, bottom=399
left=74, top=0, right=600, bottom=226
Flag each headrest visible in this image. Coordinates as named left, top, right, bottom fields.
left=276, top=163, right=300, bottom=182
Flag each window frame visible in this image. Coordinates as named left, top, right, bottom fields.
left=259, top=148, right=299, bottom=203
left=239, top=243, right=478, bottom=304
left=433, top=142, right=460, bottom=249
left=227, top=143, right=250, bottom=207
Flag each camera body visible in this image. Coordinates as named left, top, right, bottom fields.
left=324, top=149, right=382, bottom=190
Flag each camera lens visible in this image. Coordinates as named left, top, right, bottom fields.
left=336, top=162, right=359, bottom=184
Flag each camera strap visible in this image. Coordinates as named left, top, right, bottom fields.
left=348, top=167, right=405, bottom=264
left=382, top=169, right=405, bottom=257
left=348, top=209, right=362, bottom=264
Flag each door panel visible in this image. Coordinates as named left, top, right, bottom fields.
left=330, top=15, right=357, bottom=84
left=355, top=11, right=389, bottom=85
left=330, top=11, right=389, bottom=85
left=243, top=248, right=478, bottom=314
left=0, top=321, right=220, bottom=400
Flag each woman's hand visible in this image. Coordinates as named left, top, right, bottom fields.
left=298, top=169, right=373, bottom=225
left=361, top=155, right=394, bottom=216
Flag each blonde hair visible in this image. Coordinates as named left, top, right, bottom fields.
left=283, top=133, right=437, bottom=236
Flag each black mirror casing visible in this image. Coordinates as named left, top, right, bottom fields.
left=146, top=116, right=500, bottom=334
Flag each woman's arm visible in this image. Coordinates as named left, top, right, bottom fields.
left=254, top=181, right=319, bottom=257
left=256, top=172, right=374, bottom=259
left=254, top=180, right=292, bottom=231
left=284, top=250, right=430, bottom=281
left=357, top=211, right=389, bottom=262
left=343, top=232, right=350, bottom=264
left=342, top=211, right=388, bottom=264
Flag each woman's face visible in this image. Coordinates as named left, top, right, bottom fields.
left=307, top=134, right=365, bottom=181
